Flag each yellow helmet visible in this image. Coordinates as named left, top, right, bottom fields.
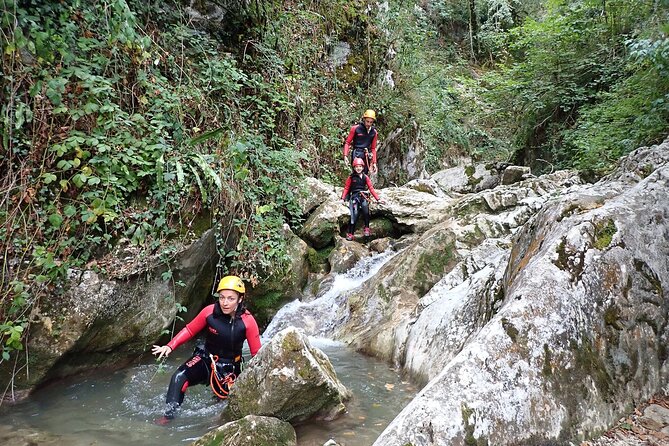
left=362, top=109, right=376, bottom=120
left=216, top=275, right=245, bottom=294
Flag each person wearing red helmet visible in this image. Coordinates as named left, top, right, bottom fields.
left=151, top=275, right=261, bottom=423
left=343, top=109, right=378, bottom=175
left=341, top=158, right=382, bottom=241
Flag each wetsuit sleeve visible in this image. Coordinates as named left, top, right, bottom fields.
left=166, top=305, right=211, bottom=351
left=343, top=126, right=356, bottom=156
left=370, top=132, right=378, bottom=165
left=365, top=176, right=380, bottom=201
left=242, top=312, right=261, bottom=357
left=341, top=177, right=352, bottom=200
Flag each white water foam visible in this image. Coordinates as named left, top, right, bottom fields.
left=262, top=249, right=398, bottom=340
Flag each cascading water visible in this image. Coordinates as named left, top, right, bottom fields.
left=0, top=248, right=416, bottom=446
left=263, top=249, right=399, bottom=340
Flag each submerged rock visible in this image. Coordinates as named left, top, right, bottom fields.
left=223, top=327, right=350, bottom=423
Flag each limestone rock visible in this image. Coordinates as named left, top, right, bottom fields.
left=329, top=237, right=371, bottom=273
left=300, top=198, right=349, bottom=248
left=297, top=177, right=340, bottom=216
left=191, top=415, right=296, bottom=446
left=2, top=229, right=217, bottom=395
left=501, top=165, right=532, bottom=185
left=224, top=327, right=351, bottom=423
left=372, top=142, right=669, bottom=445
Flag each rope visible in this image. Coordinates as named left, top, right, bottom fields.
left=209, top=354, right=237, bottom=399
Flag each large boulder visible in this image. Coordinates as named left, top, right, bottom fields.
left=191, top=415, right=296, bottom=446
left=372, top=141, right=669, bottom=445
left=431, top=164, right=499, bottom=194
left=2, top=229, right=217, bottom=396
left=223, top=327, right=351, bottom=423
left=296, top=177, right=340, bottom=217
left=373, top=187, right=454, bottom=233
left=300, top=198, right=349, bottom=248
left=328, top=236, right=371, bottom=273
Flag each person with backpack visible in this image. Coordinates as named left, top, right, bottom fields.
left=151, top=275, right=261, bottom=424
left=343, top=109, right=378, bottom=175
left=342, top=157, right=382, bottom=240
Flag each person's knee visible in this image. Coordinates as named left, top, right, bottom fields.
left=166, top=369, right=189, bottom=404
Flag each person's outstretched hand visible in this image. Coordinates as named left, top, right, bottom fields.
left=343, top=154, right=349, bottom=164
left=152, top=345, right=172, bottom=360
left=371, top=163, right=378, bottom=174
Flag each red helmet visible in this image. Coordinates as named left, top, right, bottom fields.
left=352, top=158, right=365, bottom=167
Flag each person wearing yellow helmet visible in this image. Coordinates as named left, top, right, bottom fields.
left=343, top=109, right=379, bottom=175
left=151, top=275, right=261, bottom=423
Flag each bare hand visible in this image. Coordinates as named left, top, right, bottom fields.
left=344, top=155, right=349, bottom=164
left=371, top=164, right=378, bottom=174
left=152, top=345, right=172, bottom=360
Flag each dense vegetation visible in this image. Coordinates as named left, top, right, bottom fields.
left=1, top=0, right=667, bottom=368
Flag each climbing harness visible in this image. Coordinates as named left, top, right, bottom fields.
left=209, top=354, right=237, bottom=399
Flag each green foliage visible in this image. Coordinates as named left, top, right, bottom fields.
left=477, top=0, right=669, bottom=173
left=0, top=0, right=329, bottom=364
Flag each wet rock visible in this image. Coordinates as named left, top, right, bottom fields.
left=249, top=226, right=310, bottom=308
left=223, top=327, right=351, bottom=423
left=368, top=237, right=392, bottom=253
left=191, top=415, right=296, bottom=446
left=0, top=425, right=63, bottom=445
left=1, top=229, right=217, bottom=396
left=329, top=237, right=371, bottom=273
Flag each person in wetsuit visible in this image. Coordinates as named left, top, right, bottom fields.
left=341, top=157, right=382, bottom=241
left=151, top=275, right=261, bottom=423
left=343, top=109, right=378, bottom=175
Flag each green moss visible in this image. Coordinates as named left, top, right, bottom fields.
left=461, top=404, right=489, bottom=446
left=465, top=165, right=483, bottom=186
left=501, top=318, right=519, bottom=342
left=455, top=197, right=492, bottom=218
left=415, top=240, right=455, bottom=295
left=640, top=163, right=655, bottom=178
left=603, top=305, right=622, bottom=329
left=570, top=337, right=613, bottom=399
left=307, top=246, right=333, bottom=271
left=554, top=238, right=569, bottom=271
left=461, top=224, right=485, bottom=247
left=593, top=219, right=616, bottom=250
left=378, top=283, right=390, bottom=302
left=281, top=332, right=303, bottom=352
left=542, top=343, right=553, bottom=377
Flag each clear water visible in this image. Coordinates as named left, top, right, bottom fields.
left=0, top=249, right=415, bottom=445
left=0, top=340, right=417, bottom=445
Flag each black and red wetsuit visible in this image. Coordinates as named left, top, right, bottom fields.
left=341, top=173, right=380, bottom=235
left=344, top=123, right=378, bottom=174
left=163, top=302, right=261, bottom=417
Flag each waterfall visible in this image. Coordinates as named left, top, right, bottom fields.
left=262, top=249, right=399, bottom=340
